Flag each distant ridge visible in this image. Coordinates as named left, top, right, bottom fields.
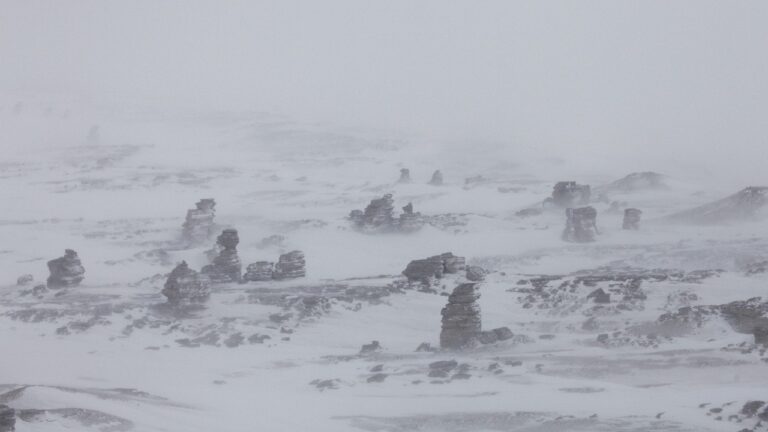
left=665, top=186, right=768, bottom=224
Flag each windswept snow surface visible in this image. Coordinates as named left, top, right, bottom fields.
left=1, top=105, right=768, bottom=432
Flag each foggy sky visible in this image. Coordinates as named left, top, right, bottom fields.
left=2, top=1, right=767, bottom=182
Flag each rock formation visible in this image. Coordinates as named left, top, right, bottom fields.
left=550, top=181, right=591, bottom=208
left=440, top=283, right=482, bottom=350
left=562, top=207, right=598, bottom=243
left=201, top=229, right=242, bottom=283
left=181, top=198, right=216, bottom=246
left=428, top=170, right=443, bottom=186
left=622, top=208, right=642, bottom=230
left=243, top=261, right=274, bottom=282
left=403, top=252, right=466, bottom=284
left=273, top=250, right=306, bottom=280
left=466, top=265, right=487, bottom=282
left=603, top=172, right=665, bottom=193
left=350, top=194, right=424, bottom=233
left=0, top=405, right=14, bottom=432
left=162, top=261, right=211, bottom=305
left=398, top=168, right=411, bottom=183
left=16, top=274, right=33, bottom=286
left=46, top=249, right=85, bottom=288
left=665, top=186, right=768, bottom=224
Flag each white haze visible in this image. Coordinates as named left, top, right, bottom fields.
left=2, top=0, right=768, bottom=186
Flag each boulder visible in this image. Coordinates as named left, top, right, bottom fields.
left=46, top=249, right=85, bottom=288
left=562, top=206, right=598, bottom=243
left=201, top=229, right=242, bottom=283
left=551, top=181, right=591, bottom=207
left=466, top=265, right=487, bottom=282
left=587, top=288, right=611, bottom=304
left=162, top=261, right=211, bottom=305
left=440, top=283, right=482, bottom=350
left=273, top=250, right=306, bottom=280
left=622, top=208, right=642, bottom=230
left=16, top=274, right=33, bottom=286
left=428, top=170, right=443, bottom=186
left=403, top=252, right=466, bottom=284
left=181, top=198, right=216, bottom=246
left=398, top=168, right=411, bottom=183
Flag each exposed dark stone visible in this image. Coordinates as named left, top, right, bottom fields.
left=399, top=202, right=425, bottom=232
left=477, top=330, right=499, bottom=344
left=181, top=198, right=216, bottom=246
left=429, top=359, right=458, bottom=371
left=162, top=261, right=211, bottom=305
left=367, top=373, right=388, bottom=383
left=398, top=168, right=412, bottom=183
left=466, top=265, right=487, bottom=282
left=243, top=261, right=274, bottom=282
left=603, top=172, right=666, bottom=193
left=416, top=342, right=436, bottom=352
left=0, top=405, right=14, bottom=432
left=273, top=250, right=306, bottom=280
left=622, top=208, right=642, bottom=230
left=46, top=249, right=85, bottom=288
left=31, top=284, right=47, bottom=296
left=428, top=170, right=443, bottom=186
left=360, top=340, right=381, bottom=354
left=440, top=283, right=481, bottom=350
left=562, top=207, right=598, bottom=243
left=741, top=401, right=766, bottom=417
left=754, top=326, right=768, bottom=346
left=350, top=194, right=424, bottom=233
left=201, top=229, right=242, bottom=283
left=16, top=274, right=33, bottom=286
left=403, top=252, right=466, bottom=285
left=551, top=181, right=591, bottom=208
left=492, top=327, right=514, bottom=341
left=587, top=288, right=611, bottom=304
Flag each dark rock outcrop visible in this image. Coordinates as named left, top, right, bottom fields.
left=587, top=288, right=611, bottom=304
left=273, top=250, right=306, bottom=280
left=162, top=261, right=211, bottom=305
left=603, top=172, right=665, bottom=193
left=562, top=207, right=598, bottom=243
left=46, top=249, right=85, bottom=288
left=201, top=229, right=242, bottom=283
left=360, top=340, right=382, bottom=354
left=0, top=405, right=14, bottom=432
left=466, top=265, right=487, bottom=282
left=398, top=202, right=425, bottom=232
left=403, top=252, right=466, bottom=285
left=350, top=194, right=424, bottom=233
left=429, top=170, right=443, bottom=186
left=16, top=274, right=33, bottom=286
left=622, top=208, right=642, bottom=230
left=440, top=283, right=481, bottom=350
left=398, top=168, right=411, bottom=183
left=181, top=198, right=216, bottom=246
left=242, top=261, right=274, bottom=282
left=550, top=181, right=591, bottom=208
left=665, top=186, right=768, bottom=224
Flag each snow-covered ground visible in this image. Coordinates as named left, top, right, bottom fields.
left=2, top=103, right=768, bottom=432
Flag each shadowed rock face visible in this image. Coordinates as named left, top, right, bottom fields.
left=181, top=198, right=216, bottom=246
left=623, top=208, right=642, bottom=230
left=604, top=172, right=665, bottom=193
left=562, top=207, right=598, bottom=243
left=243, top=261, right=274, bottom=282
left=202, top=229, right=242, bottom=283
left=551, top=181, right=591, bottom=208
left=350, top=194, right=424, bottom=233
left=46, top=249, right=85, bottom=288
left=398, top=168, right=411, bottom=183
left=162, top=261, right=211, bottom=305
left=440, top=283, right=481, bottom=350
left=403, top=252, right=466, bottom=284
left=273, top=250, right=306, bottom=280
left=0, top=405, right=14, bottom=432
left=665, top=186, right=768, bottom=224
left=428, top=170, right=443, bottom=186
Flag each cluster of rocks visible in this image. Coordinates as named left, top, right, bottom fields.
left=46, top=249, right=85, bottom=288
left=403, top=252, right=466, bottom=285
left=658, top=297, right=768, bottom=345
left=548, top=181, right=591, bottom=208
left=243, top=250, right=306, bottom=282
left=201, top=229, right=242, bottom=283
left=0, top=405, right=14, bottom=432
left=181, top=198, right=216, bottom=246
left=440, top=283, right=482, bottom=349
left=395, top=168, right=443, bottom=185
left=349, top=194, right=424, bottom=233
left=622, top=208, right=642, bottom=230
left=562, top=206, right=598, bottom=242
left=696, top=399, right=768, bottom=429
left=162, top=261, right=211, bottom=305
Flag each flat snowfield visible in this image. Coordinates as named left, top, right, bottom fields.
left=1, top=106, right=767, bottom=432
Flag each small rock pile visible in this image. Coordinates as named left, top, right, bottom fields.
left=440, top=283, right=482, bottom=349
left=202, top=229, right=242, bottom=283
left=403, top=252, right=466, bottom=285
left=181, top=198, right=216, bottom=246
left=273, top=250, right=307, bottom=280
left=398, top=168, right=411, bottom=183
left=622, top=208, right=642, bottom=230
left=47, top=249, right=85, bottom=288
left=550, top=181, right=591, bottom=207
left=243, top=261, right=275, bottom=281
left=350, top=194, right=424, bottom=233
left=429, top=170, right=443, bottom=186
left=0, top=405, right=14, bottom=432
left=562, top=206, right=598, bottom=243
left=16, top=274, right=33, bottom=286
left=162, top=261, right=211, bottom=305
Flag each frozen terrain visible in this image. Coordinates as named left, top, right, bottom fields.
left=2, top=102, right=768, bottom=432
